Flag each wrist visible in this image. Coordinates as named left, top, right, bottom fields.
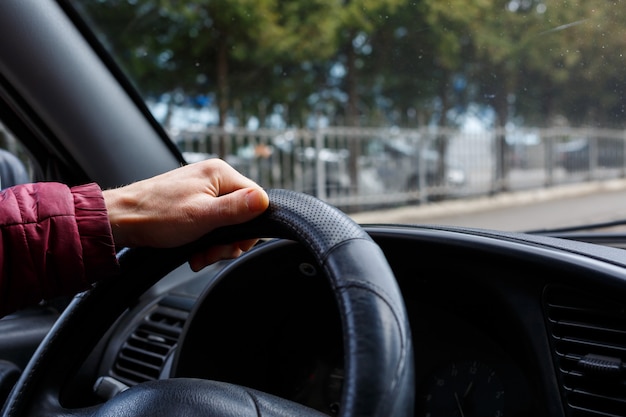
left=102, top=188, right=136, bottom=247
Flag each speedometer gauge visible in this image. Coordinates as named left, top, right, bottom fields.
left=421, top=360, right=505, bottom=417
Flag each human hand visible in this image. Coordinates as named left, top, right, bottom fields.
left=102, top=159, right=269, bottom=271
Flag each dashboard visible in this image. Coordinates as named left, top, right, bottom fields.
left=11, top=225, right=626, bottom=417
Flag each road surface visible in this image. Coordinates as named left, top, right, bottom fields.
left=349, top=178, right=626, bottom=232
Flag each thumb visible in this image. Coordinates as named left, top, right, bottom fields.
left=209, top=187, right=269, bottom=229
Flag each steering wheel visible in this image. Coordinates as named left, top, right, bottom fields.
left=0, top=189, right=415, bottom=417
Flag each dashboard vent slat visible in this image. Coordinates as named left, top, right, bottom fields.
left=110, top=302, right=189, bottom=386
left=545, top=285, right=626, bottom=417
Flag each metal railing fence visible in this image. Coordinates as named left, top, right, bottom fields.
left=172, top=126, right=626, bottom=212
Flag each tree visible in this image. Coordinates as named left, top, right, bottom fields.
left=374, top=0, right=486, bottom=186
left=75, top=0, right=344, bottom=130
left=74, top=0, right=626, bottom=132
left=331, top=0, right=406, bottom=127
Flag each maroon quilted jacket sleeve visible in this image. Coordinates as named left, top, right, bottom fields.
left=0, top=182, right=119, bottom=317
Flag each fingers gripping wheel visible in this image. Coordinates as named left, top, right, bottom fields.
left=1, top=189, right=415, bottom=417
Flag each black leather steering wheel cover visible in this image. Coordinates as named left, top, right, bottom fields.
left=0, top=189, right=414, bottom=417
left=94, top=379, right=329, bottom=417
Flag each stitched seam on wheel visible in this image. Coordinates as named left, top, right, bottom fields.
left=338, top=281, right=408, bottom=410
left=243, top=388, right=263, bottom=417
left=318, top=236, right=373, bottom=266
left=316, top=233, right=408, bottom=414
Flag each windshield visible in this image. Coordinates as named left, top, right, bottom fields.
left=67, top=0, right=626, bottom=232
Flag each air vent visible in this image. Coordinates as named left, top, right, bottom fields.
left=545, top=285, right=626, bottom=417
left=110, top=301, right=189, bottom=386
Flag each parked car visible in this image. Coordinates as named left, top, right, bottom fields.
left=2, top=2, right=626, bottom=417
left=359, top=138, right=466, bottom=201
left=557, top=137, right=625, bottom=172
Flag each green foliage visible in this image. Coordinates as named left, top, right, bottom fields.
left=71, top=0, right=626, bottom=128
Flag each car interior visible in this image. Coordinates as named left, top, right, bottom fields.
left=1, top=1, right=626, bottom=417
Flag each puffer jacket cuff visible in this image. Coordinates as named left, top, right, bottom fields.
left=72, top=183, right=119, bottom=283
